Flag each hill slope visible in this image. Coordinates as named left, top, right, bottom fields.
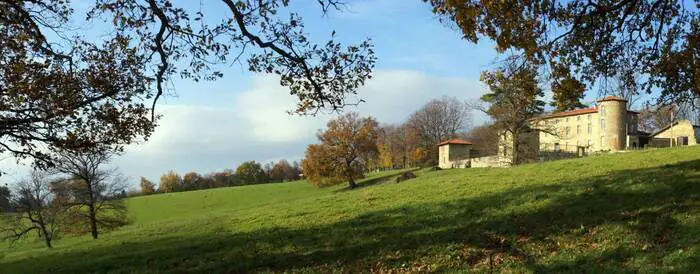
left=2, top=147, right=700, bottom=273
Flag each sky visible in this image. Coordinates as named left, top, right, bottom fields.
left=0, top=0, right=637, bottom=187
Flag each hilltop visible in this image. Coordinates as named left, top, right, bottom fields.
left=1, top=147, right=699, bottom=273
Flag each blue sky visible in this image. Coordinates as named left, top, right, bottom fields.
left=0, top=0, right=644, bottom=187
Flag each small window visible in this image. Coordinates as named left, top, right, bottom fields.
left=588, top=114, right=592, bottom=121
left=577, top=116, right=581, bottom=121
left=565, top=127, right=570, bottom=136
left=554, top=143, right=560, bottom=152
left=588, top=123, right=592, bottom=134
left=601, top=106, right=606, bottom=115
left=600, top=119, right=605, bottom=129
left=566, top=117, right=569, bottom=123
left=577, top=125, right=581, bottom=134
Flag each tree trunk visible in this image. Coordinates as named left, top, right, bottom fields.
left=89, top=204, right=98, bottom=239
left=511, top=132, right=520, bottom=166
left=38, top=219, right=52, bottom=248
left=348, top=178, right=357, bottom=189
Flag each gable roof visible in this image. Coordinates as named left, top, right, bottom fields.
left=542, top=107, right=599, bottom=119
left=437, top=139, right=472, bottom=146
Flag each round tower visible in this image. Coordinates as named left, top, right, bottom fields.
left=598, top=96, right=627, bottom=150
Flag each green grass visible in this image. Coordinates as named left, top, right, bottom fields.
left=2, top=147, right=700, bottom=273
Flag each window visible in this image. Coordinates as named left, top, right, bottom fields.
left=577, top=125, right=581, bottom=134
left=566, top=117, right=569, bottom=123
left=588, top=114, right=592, bottom=121
left=600, top=106, right=606, bottom=115
left=577, top=116, right=581, bottom=121
left=600, top=118, right=605, bottom=129
left=554, top=143, right=560, bottom=152
left=588, top=123, right=592, bottom=134
left=565, top=126, right=570, bottom=136
left=588, top=139, right=592, bottom=148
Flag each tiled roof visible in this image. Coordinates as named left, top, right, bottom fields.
left=437, top=139, right=472, bottom=146
left=598, top=95, right=628, bottom=102
left=541, top=107, right=598, bottom=119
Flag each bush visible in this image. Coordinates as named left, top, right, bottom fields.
left=395, top=171, right=417, bottom=183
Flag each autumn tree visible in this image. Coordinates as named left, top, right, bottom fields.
left=159, top=171, right=182, bottom=193
left=0, top=1, right=375, bottom=175
left=1, top=171, right=61, bottom=248
left=407, top=96, right=471, bottom=164
left=480, top=62, right=546, bottom=165
left=427, top=0, right=698, bottom=108
left=269, top=160, right=300, bottom=182
left=182, top=172, right=204, bottom=191
left=235, top=161, right=267, bottom=184
left=302, top=112, right=380, bottom=189
left=139, top=177, right=157, bottom=195
left=50, top=149, right=129, bottom=239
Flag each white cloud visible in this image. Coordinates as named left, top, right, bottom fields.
left=2, top=70, right=488, bottom=187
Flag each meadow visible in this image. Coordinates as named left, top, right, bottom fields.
left=1, top=146, right=699, bottom=273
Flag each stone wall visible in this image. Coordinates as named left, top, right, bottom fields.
left=470, top=155, right=510, bottom=168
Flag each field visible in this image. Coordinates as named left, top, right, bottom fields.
left=1, top=147, right=700, bottom=273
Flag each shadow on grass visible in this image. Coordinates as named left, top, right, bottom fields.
left=3, top=161, right=700, bottom=272
left=334, top=168, right=420, bottom=192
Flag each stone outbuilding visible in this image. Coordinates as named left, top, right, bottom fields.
left=438, top=139, right=472, bottom=169
left=650, top=120, right=700, bottom=147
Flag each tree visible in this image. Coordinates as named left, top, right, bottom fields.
left=139, top=177, right=156, bottom=195
left=2, top=171, right=61, bottom=248
left=480, top=62, right=546, bottom=165
left=235, top=161, right=267, bottom=184
left=0, top=184, right=10, bottom=212
left=269, top=160, right=299, bottom=182
left=464, top=124, right=499, bottom=157
left=302, top=112, right=380, bottom=189
left=159, top=171, right=182, bottom=193
left=1, top=0, right=375, bottom=175
left=182, top=172, right=203, bottom=191
left=550, top=63, right=586, bottom=112
left=50, top=149, right=128, bottom=239
left=427, top=0, right=698, bottom=107
left=407, top=96, right=471, bottom=164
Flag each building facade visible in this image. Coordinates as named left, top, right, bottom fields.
left=437, top=139, right=472, bottom=169
left=533, top=96, right=641, bottom=153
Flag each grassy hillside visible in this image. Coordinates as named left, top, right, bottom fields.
left=2, top=147, right=700, bottom=273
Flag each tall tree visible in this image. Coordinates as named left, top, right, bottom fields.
left=480, top=62, right=545, bottom=165
left=235, top=161, right=267, bottom=184
left=159, top=171, right=182, bottom=193
left=139, top=177, right=157, bottom=195
left=2, top=171, right=61, bottom=248
left=302, top=112, right=380, bottom=189
left=50, top=149, right=128, bottom=239
left=427, top=0, right=698, bottom=108
left=0, top=0, right=375, bottom=174
left=550, top=63, right=586, bottom=112
left=407, top=96, right=471, bottom=164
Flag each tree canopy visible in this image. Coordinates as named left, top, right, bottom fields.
left=427, top=0, right=698, bottom=107
left=0, top=0, right=376, bottom=174
left=302, top=112, right=380, bottom=188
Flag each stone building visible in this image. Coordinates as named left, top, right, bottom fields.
left=532, top=96, right=642, bottom=154
left=437, top=139, right=472, bottom=169
left=650, top=120, right=700, bottom=147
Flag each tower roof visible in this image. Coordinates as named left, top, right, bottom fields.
left=597, top=96, right=627, bottom=102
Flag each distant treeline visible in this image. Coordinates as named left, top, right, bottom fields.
left=137, top=159, right=302, bottom=196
